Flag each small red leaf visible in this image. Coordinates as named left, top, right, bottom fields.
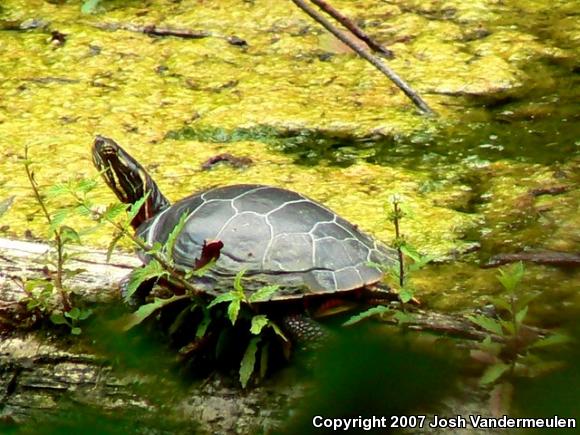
left=194, top=240, right=224, bottom=270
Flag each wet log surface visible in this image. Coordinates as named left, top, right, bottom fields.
left=0, top=237, right=530, bottom=433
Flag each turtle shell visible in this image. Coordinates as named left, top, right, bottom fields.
left=137, top=185, right=396, bottom=299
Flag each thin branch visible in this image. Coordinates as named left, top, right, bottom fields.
left=291, top=0, right=435, bottom=115
left=91, top=22, right=211, bottom=39
left=310, top=0, right=394, bottom=58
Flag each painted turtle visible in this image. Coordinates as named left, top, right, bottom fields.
left=92, top=136, right=398, bottom=342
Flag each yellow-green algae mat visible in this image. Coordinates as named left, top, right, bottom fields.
left=0, top=0, right=578, bottom=314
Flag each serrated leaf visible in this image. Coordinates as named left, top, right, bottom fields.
left=259, top=342, right=269, bottom=379
left=366, top=261, right=386, bottom=272
left=169, top=304, right=194, bottom=336
left=195, top=308, right=212, bottom=338
left=60, top=226, right=82, bottom=245
left=164, top=212, right=189, bottom=263
left=497, top=262, right=525, bottom=293
left=124, top=260, right=165, bottom=302
left=500, top=319, right=515, bottom=335
left=76, top=178, right=98, bottom=193
left=489, top=296, right=511, bottom=312
left=106, top=230, right=125, bottom=263
left=25, top=279, right=52, bottom=293
left=249, top=285, right=279, bottom=303
left=399, top=288, right=414, bottom=303
left=400, top=244, right=422, bottom=262
left=239, top=337, right=260, bottom=388
left=0, top=196, right=15, bottom=218
left=45, top=184, right=69, bottom=198
left=393, top=310, right=414, bottom=324
left=81, top=0, right=101, bottom=14
left=467, top=314, right=503, bottom=336
left=49, top=207, right=71, bottom=233
left=515, top=306, right=528, bottom=325
left=74, top=204, right=93, bottom=217
left=530, top=333, right=572, bottom=349
left=479, top=362, right=510, bottom=385
left=207, top=292, right=237, bottom=309
left=269, top=320, right=289, bottom=342
left=50, top=312, right=68, bottom=325
left=233, top=269, right=246, bottom=294
left=250, top=315, right=269, bottom=335
left=227, top=299, right=241, bottom=325
left=121, top=295, right=189, bottom=331
left=102, top=202, right=128, bottom=222
left=343, top=305, right=391, bottom=326
left=127, top=193, right=150, bottom=223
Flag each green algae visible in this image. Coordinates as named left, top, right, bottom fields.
left=0, top=0, right=578, bottom=325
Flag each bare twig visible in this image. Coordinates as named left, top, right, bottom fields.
left=310, top=0, right=393, bottom=58
left=291, top=0, right=435, bottom=115
left=91, top=22, right=211, bottom=39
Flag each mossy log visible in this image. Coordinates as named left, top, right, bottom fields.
left=0, top=237, right=544, bottom=433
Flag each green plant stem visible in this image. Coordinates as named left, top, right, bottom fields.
left=24, top=146, right=71, bottom=311
left=392, top=200, right=405, bottom=288
left=71, top=194, right=205, bottom=305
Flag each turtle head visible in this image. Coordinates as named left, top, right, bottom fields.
left=92, top=135, right=170, bottom=229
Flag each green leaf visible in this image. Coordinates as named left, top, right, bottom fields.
left=343, top=305, right=391, bottom=326
left=467, top=314, right=503, bottom=336
left=195, top=308, right=212, bottom=338
left=45, top=184, right=69, bottom=198
left=227, top=299, right=241, bottom=325
left=515, top=306, right=528, bottom=325
left=400, top=244, right=423, bottom=262
left=259, top=342, right=270, bottom=379
left=399, top=287, right=414, bottom=303
left=168, top=305, right=193, bottom=336
left=81, top=0, right=101, bottom=14
left=250, top=315, right=269, bottom=335
left=164, top=212, right=189, bottom=262
left=497, top=262, right=525, bottom=293
left=121, top=295, right=190, bottom=331
left=530, top=333, right=572, bottom=349
left=233, top=269, right=246, bottom=294
left=239, top=337, right=260, bottom=388
left=127, top=192, right=150, bottom=223
left=60, top=226, right=82, bottom=245
left=479, top=362, right=510, bottom=385
left=249, top=285, right=279, bottom=303
left=207, top=292, right=237, bottom=309
left=106, top=230, right=125, bottom=263
left=49, top=207, right=71, bottom=233
left=366, top=261, right=386, bottom=272
left=269, top=321, right=289, bottom=342
left=393, top=310, right=414, bottom=324
left=489, top=296, right=511, bottom=312
left=75, top=178, right=98, bottom=193
left=50, top=312, right=68, bottom=325
left=102, top=202, right=128, bottom=222
left=124, top=260, right=165, bottom=302
left=65, top=307, right=81, bottom=320
left=77, top=308, right=93, bottom=321
left=0, top=196, right=15, bottom=218
left=71, top=327, right=82, bottom=335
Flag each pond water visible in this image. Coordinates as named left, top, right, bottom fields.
left=0, top=0, right=578, bottom=329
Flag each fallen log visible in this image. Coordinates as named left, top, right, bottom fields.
left=0, top=237, right=545, bottom=432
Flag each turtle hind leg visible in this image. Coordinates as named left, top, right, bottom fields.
left=280, top=314, right=330, bottom=349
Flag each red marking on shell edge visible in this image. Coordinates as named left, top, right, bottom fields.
left=194, top=239, right=224, bottom=270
